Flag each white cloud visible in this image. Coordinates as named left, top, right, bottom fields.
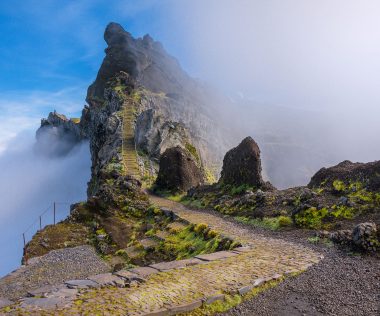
left=0, top=87, right=86, bottom=155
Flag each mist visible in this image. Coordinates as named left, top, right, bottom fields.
left=163, top=0, right=380, bottom=188
left=0, top=132, right=90, bottom=277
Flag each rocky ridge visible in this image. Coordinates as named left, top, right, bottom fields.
left=37, top=22, right=234, bottom=195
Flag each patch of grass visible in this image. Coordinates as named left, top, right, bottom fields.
left=204, top=167, right=217, bottom=184
left=182, top=198, right=205, bottom=209
left=160, top=225, right=222, bottom=259
left=25, top=222, right=89, bottom=259
left=330, top=205, right=355, bottom=219
left=333, top=180, right=346, bottom=192
left=294, top=207, right=329, bottom=229
left=186, top=278, right=285, bottom=315
left=235, top=215, right=293, bottom=230
left=70, top=117, right=80, bottom=124
left=185, top=142, right=200, bottom=163
left=167, top=193, right=186, bottom=202
left=230, top=184, right=253, bottom=195
left=307, top=236, right=320, bottom=244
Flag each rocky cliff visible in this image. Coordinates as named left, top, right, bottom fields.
left=36, top=22, right=233, bottom=195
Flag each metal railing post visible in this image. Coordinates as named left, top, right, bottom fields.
left=53, top=202, right=56, bottom=225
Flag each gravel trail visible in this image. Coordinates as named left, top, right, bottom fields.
left=221, top=251, right=379, bottom=316
left=0, top=245, right=110, bottom=300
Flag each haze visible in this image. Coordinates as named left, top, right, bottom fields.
left=164, top=0, right=380, bottom=186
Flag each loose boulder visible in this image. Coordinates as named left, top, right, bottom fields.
left=219, top=137, right=272, bottom=189
left=352, top=222, right=378, bottom=251
left=155, top=146, right=204, bottom=193
left=326, top=222, right=379, bottom=252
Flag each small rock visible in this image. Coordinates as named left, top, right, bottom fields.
left=65, top=279, right=99, bottom=289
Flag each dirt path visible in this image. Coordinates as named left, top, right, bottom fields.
left=23, top=195, right=322, bottom=315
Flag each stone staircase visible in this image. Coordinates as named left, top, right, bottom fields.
left=122, top=99, right=140, bottom=179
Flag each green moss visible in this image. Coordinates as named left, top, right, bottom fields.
left=185, top=142, right=200, bottom=163
left=330, top=205, right=355, bottom=219
left=230, top=184, right=253, bottom=195
left=235, top=216, right=292, bottom=230
left=160, top=225, right=221, bottom=259
left=131, top=90, right=142, bottom=102
left=294, top=207, right=328, bottom=229
left=187, top=278, right=285, bottom=315
left=70, top=117, right=80, bottom=124
left=278, top=215, right=293, bottom=227
left=307, top=236, right=320, bottom=244
left=204, top=167, right=217, bottom=184
left=193, top=223, right=209, bottom=234
left=333, top=180, right=346, bottom=192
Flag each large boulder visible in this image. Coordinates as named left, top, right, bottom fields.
left=308, top=160, right=380, bottom=191
left=219, top=137, right=272, bottom=189
left=155, top=146, right=204, bottom=193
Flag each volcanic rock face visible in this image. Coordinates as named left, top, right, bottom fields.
left=309, top=160, right=380, bottom=191
left=37, top=22, right=234, bottom=196
left=155, top=146, right=204, bottom=193
left=220, top=137, right=270, bottom=189
left=87, top=22, right=195, bottom=101
left=85, top=22, right=233, bottom=179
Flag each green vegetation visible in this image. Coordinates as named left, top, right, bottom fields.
left=295, top=205, right=357, bottom=229
left=185, top=142, right=200, bottom=163
left=333, top=180, right=346, bottom=192
left=25, top=222, right=90, bottom=259
left=160, top=224, right=223, bottom=260
left=187, top=277, right=285, bottom=315
left=294, top=207, right=329, bottom=229
left=230, top=184, right=253, bottom=195
left=235, top=215, right=292, bottom=230
left=307, top=236, right=334, bottom=247
left=70, top=117, right=80, bottom=124
left=204, top=167, right=217, bottom=184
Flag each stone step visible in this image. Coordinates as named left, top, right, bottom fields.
left=195, top=251, right=239, bottom=262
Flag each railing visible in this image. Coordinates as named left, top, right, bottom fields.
left=21, top=201, right=72, bottom=263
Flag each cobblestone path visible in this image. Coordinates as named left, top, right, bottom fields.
left=4, top=195, right=322, bottom=315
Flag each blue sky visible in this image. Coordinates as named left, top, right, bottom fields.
left=0, top=0, right=191, bottom=153
left=1, top=0, right=380, bottom=155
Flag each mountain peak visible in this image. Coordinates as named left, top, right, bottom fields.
left=104, top=22, right=131, bottom=45
left=87, top=22, right=190, bottom=104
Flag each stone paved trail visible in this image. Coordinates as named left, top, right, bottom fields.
left=4, top=196, right=323, bottom=315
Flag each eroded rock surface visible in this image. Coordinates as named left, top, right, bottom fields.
left=155, top=146, right=205, bottom=192
left=309, top=160, right=380, bottom=191
left=220, top=136, right=273, bottom=189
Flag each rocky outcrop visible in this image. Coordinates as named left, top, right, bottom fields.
left=309, top=160, right=380, bottom=191
left=86, top=22, right=234, bottom=181
left=35, top=111, right=84, bottom=157
left=36, top=22, right=235, bottom=195
left=327, top=222, right=379, bottom=252
left=87, top=22, right=196, bottom=101
left=135, top=109, right=191, bottom=158
left=155, top=146, right=204, bottom=193
left=219, top=137, right=273, bottom=189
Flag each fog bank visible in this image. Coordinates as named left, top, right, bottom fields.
left=164, top=0, right=380, bottom=188
left=0, top=133, right=90, bottom=276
